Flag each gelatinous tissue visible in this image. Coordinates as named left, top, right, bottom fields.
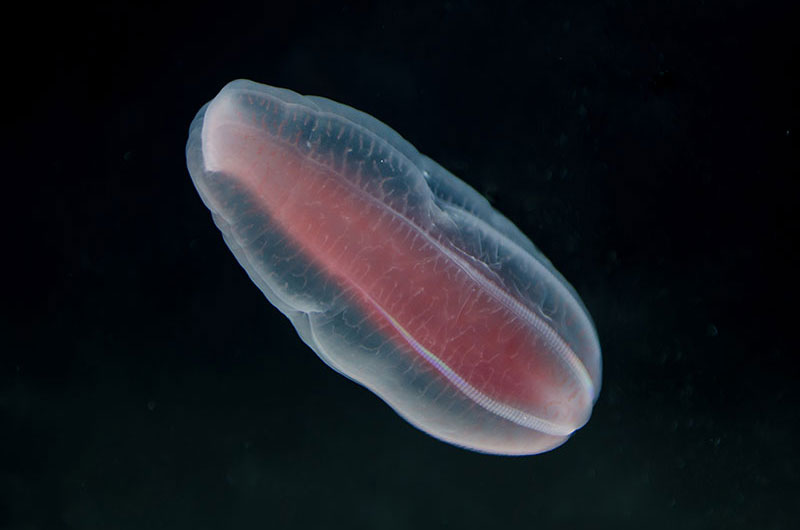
left=186, top=80, right=601, bottom=455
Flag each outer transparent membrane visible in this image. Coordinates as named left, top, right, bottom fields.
left=186, top=80, right=601, bottom=455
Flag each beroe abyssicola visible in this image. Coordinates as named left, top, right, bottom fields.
left=186, top=80, right=601, bottom=455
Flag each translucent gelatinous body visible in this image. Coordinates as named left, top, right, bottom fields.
left=186, top=80, right=601, bottom=455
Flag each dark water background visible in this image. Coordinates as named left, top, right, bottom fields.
left=3, top=0, right=798, bottom=528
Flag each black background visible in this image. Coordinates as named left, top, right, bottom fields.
left=3, top=0, right=798, bottom=528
